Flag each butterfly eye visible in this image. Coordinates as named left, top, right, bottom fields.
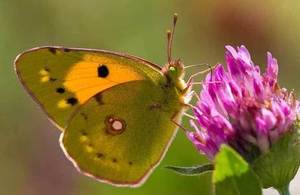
left=169, top=66, right=176, bottom=72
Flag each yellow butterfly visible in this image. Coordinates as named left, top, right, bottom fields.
left=14, top=14, right=197, bottom=187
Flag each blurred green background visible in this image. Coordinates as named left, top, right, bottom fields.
left=1, top=0, right=300, bottom=195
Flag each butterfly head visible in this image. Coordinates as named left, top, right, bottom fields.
left=162, top=59, right=188, bottom=94
left=162, top=59, right=184, bottom=80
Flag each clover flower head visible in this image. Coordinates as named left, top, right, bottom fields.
left=187, top=45, right=299, bottom=160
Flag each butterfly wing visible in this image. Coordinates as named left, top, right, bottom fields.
left=15, top=46, right=162, bottom=130
left=61, top=79, right=184, bottom=187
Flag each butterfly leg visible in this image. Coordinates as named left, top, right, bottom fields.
left=186, top=64, right=218, bottom=88
left=183, top=112, right=197, bottom=120
left=188, top=80, right=223, bottom=86
left=181, top=65, right=215, bottom=96
left=181, top=90, right=200, bottom=108
left=189, top=90, right=200, bottom=101
left=183, top=63, right=209, bottom=69
left=186, top=64, right=216, bottom=85
left=171, top=113, right=189, bottom=132
left=181, top=91, right=199, bottom=121
left=171, top=92, right=198, bottom=133
left=186, top=69, right=210, bottom=86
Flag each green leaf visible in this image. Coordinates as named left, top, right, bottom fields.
left=252, top=123, right=300, bottom=189
left=213, top=145, right=262, bottom=195
left=165, top=164, right=214, bottom=176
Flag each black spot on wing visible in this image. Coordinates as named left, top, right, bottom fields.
left=94, top=94, right=104, bottom=105
left=149, top=103, right=162, bottom=110
left=81, top=130, right=87, bottom=135
left=63, top=48, right=71, bottom=52
left=67, top=97, right=78, bottom=105
left=96, top=153, right=104, bottom=158
left=56, top=87, right=65, bottom=94
left=48, top=48, right=57, bottom=54
left=97, top=65, right=109, bottom=78
left=80, top=113, right=88, bottom=120
left=49, top=77, right=57, bottom=82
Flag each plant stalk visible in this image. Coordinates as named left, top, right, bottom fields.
left=276, top=184, right=290, bottom=195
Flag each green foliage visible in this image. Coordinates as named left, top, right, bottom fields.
left=252, top=123, right=300, bottom=189
left=165, top=164, right=213, bottom=176
left=213, top=145, right=262, bottom=195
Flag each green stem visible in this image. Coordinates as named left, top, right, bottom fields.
left=276, top=184, right=290, bottom=195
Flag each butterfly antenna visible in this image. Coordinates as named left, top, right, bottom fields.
left=167, top=13, right=178, bottom=64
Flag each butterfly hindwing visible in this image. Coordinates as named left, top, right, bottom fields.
left=15, top=47, right=162, bottom=130
left=61, top=80, right=184, bottom=186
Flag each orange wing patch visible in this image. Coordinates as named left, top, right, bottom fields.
left=63, top=54, right=144, bottom=104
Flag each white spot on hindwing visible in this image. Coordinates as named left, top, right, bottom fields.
left=112, top=120, right=123, bottom=130
left=105, top=115, right=126, bottom=135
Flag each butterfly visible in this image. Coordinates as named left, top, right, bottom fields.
left=14, top=14, right=198, bottom=187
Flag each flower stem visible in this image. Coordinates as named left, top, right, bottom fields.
left=276, top=184, right=290, bottom=195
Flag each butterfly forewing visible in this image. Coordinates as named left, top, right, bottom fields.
left=15, top=46, right=162, bottom=130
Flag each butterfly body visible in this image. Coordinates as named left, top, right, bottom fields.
left=15, top=46, right=190, bottom=187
